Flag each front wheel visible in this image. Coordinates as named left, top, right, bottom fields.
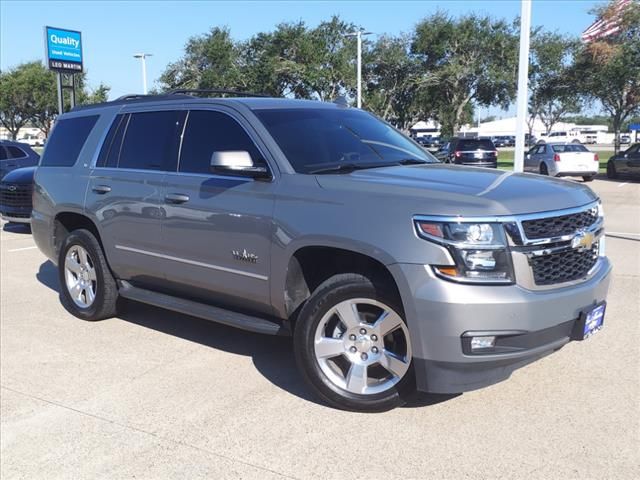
left=294, top=274, right=415, bottom=412
left=58, top=229, right=119, bottom=321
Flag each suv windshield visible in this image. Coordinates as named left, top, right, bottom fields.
left=254, top=108, right=436, bottom=174
left=456, top=139, right=495, bottom=151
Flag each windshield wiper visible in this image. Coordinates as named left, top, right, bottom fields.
left=395, top=158, right=431, bottom=165
left=309, top=163, right=391, bottom=174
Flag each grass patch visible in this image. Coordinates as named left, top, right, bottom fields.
left=498, top=150, right=613, bottom=173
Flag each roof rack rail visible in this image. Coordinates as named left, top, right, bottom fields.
left=168, top=88, right=270, bottom=98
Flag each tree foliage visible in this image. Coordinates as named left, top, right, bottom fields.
left=573, top=0, right=640, bottom=151
left=0, top=61, right=110, bottom=139
left=411, top=12, right=519, bottom=135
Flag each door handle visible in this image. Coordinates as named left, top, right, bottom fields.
left=165, top=193, right=190, bottom=204
left=92, top=185, right=112, bottom=194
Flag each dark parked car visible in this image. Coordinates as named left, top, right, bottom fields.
left=415, top=135, right=441, bottom=148
left=435, top=137, right=498, bottom=168
left=607, top=143, right=640, bottom=180
left=0, top=166, right=36, bottom=223
left=0, top=140, right=40, bottom=180
left=491, top=136, right=507, bottom=148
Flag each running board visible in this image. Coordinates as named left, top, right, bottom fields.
left=118, top=282, right=289, bottom=336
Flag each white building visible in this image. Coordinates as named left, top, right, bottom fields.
left=0, top=126, right=46, bottom=143
left=460, top=116, right=609, bottom=142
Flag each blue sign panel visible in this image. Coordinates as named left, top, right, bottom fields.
left=629, top=123, right=640, bottom=131
left=44, top=26, right=83, bottom=72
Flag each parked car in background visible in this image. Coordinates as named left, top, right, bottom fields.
left=19, top=135, right=45, bottom=147
left=607, top=143, right=640, bottom=180
left=491, top=136, right=507, bottom=148
left=0, top=140, right=40, bottom=180
left=416, top=135, right=441, bottom=148
left=435, top=137, right=498, bottom=168
left=0, top=166, right=36, bottom=224
left=619, top=134, right=631, bottom=145
left=524, top=142, right=599, bottom=182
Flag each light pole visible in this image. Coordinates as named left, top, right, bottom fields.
left=513, top=0, right=532, bottom=173
left=345, top=29, right=372, bottom=108
left=133, top=53, right=153, bottom=94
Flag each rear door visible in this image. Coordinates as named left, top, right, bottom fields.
left=86, top=108, right=185, bottom=287
left=159, top=108, right=276, bottom=313
left=621, top=144, right=640, bottom=175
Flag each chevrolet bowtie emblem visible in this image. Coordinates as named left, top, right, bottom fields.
left=572, top=230, right=594, bottom=251
left=8, top=185, right=17, bottom=191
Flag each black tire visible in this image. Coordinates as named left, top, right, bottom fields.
left=607, top=161, right=617, bottom=179
left=58, top=229, right=119, bottom=321
left=540, top=163, right=549, bottom=175
left=582, top=175, right=595, bottom=182
left=293, top=273, right=415, bottom=412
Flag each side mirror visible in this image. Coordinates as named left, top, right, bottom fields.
left=210, top=151, right=270, bottom=179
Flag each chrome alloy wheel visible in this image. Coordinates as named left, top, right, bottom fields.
left=313, top=298, right=412, bottom=395
left=64, top=245, right=97, bottom=308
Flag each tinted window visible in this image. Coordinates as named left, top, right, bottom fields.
left=255, top=108, right=433, bottom=174
left=96, top=114, right=127, bottom=168
left=41, top=115, right=99, bottom=167
left=179, top=110, right=263, bottom=174
left=552, top=144, right=588, bottom=153
left=0, top=147, right=8, bottom=160
left=118, top=111, right=184, bottom=171
left=457, top=139, right=495, bottom=151
left=7, top=146, right=27, bottom=158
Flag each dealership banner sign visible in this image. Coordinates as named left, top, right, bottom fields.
left=44, top=26, right=83, bottom=72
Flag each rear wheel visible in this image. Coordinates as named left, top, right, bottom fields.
left=582, top=175, right=595, bottom=182
left=58, top=229, right=119, bottom=321
left=606, top=161, right=617, bottom=179
left=294, top=274, right=415, bottom=412
left=539, top=163, right=549, bottom=176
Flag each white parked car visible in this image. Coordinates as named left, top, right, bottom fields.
left=524, top=142, right=599, bottom=182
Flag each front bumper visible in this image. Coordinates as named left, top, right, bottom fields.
left=390, top=257, right=611, bottom=393
left=0, top=205, right=32, bottom=224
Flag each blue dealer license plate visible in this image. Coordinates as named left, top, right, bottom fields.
left=579, top=303, right=606, bottom=340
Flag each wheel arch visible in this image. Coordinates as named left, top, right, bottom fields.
left=280, top=243, right=403, bottom=327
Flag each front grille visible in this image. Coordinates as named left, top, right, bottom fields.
left=0, top=184, right=33, bottom=208
left=522, top=206, right=598, bottom=239
left=530, top=244, right=599, bottom=286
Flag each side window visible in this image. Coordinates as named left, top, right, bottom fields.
left=118, top=110, right=184, bottom=171
left=7, top=146, right=27, bottom=159
left=0, top=147, right=7, bottom=160
left=41, top=115, right=99, bottom=167
left=179, top=110, right=263, bottom=174
left=96, top=114, right=127, bottom=168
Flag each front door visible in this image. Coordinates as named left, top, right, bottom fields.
left=160, top=108, right=276, bottom=314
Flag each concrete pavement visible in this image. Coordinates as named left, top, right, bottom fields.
left=1, top=177, right=638, bottom=479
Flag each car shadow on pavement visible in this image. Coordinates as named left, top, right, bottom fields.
left=36, top=260, right=458, bottom=410
left=2, top=222, right=31, bottom=234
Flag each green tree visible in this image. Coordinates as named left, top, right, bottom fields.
left=411, top=12, right=518, bottom=135
left=528, top=32, right=582, bottom=136
left=574, top=0, right=640, bottom=151
left=0, top=63, right=40, bottom=139
left=0, top=61, right=111, bottom=139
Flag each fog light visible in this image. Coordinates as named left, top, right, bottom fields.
left=471, top=336, right=496, bottom=350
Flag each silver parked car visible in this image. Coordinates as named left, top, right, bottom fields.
left=524, top=142, right=599, bottom=182
left=32, top=91, right=611, bottom=411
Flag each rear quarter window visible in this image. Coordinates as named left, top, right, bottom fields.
left=40, top=115, right=99, bottom=167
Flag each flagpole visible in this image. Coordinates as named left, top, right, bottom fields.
left=514, top=0, right=532, bottom=174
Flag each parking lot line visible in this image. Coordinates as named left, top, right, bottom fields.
left=607, top=231, right=640, bottom=237
left=617, top=183, right=628, bottom=187
left=7, top=245, right=37, bottom=252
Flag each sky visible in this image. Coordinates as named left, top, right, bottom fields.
left=1, top=0, right=604, bottom=106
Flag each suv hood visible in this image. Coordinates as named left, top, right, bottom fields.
left=1, top=166, right=36, bottom=184
left=315, top=164, right=598, bottom=216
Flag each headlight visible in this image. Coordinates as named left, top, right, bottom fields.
left=415, top=220, right=514, bottom=284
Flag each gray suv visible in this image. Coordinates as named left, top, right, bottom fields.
left=32, top=92, right=611, bottom=411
